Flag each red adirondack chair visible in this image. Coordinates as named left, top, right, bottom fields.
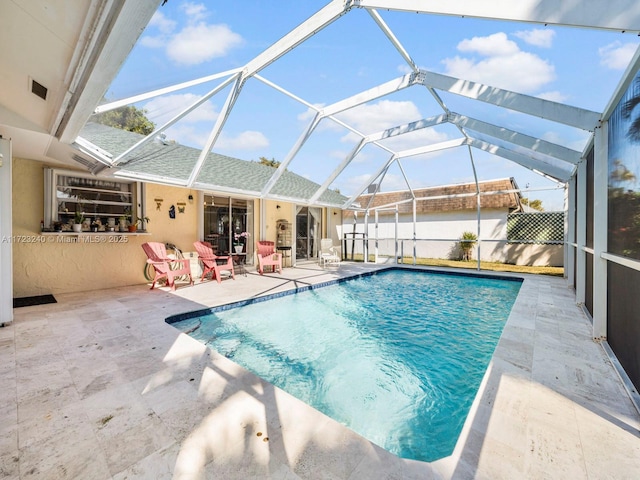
left=256, top=241, right=282, bottom=275
left=193, top=241, right=235, bottom=283
left=141, top=242, right=193, bottom=291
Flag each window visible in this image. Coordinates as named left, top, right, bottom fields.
left=44, top=168, right=144, bottom=230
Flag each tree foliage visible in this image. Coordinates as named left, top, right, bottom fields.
left=93, top=105, right=155, bottom=135
left=521, top=197, right=544, bottom=211
left=258, top=156, right=281, bottom=168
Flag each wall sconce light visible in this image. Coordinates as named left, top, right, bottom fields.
left=333, top=211, right=338, bottom=215
left=276, top=205, right=281, bottom=209
left=188, top=194, right=194, bottom=204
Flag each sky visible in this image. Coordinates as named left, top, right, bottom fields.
left=104, top=1, right=640, bottom=211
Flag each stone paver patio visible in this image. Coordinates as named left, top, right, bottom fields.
left=2, top=263, right=639, bottom=479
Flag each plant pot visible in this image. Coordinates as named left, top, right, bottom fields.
left=72, top=223, right=82, bottom=233
left=234, top=245, right=243, bottom=254
left=128, top=225, right=137, bottom=232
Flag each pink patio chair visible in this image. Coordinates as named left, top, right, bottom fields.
left=256, top=241, right=282, bottom=275
left=141, top=242, right=193, bottom=291
left=194, top=241, right=235, bottom=283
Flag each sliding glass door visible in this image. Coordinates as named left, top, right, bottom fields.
left=203, top=195, right=253, bottom=261
left=295, top=206, right=321, bottom=261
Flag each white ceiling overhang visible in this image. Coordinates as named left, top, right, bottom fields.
left=0, top=0, right=160, bottom=165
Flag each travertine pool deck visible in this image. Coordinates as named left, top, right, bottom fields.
left=2, top=263, right=639, bottom=479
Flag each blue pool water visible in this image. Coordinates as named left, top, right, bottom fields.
left=170, top=269, right=522, bottom=462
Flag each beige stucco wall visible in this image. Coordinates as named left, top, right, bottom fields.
left=263, top=200, right=293, bottom=243
left=12, top=158, right=198, bottom=297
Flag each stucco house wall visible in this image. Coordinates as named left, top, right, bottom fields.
left=12, top=158, right=198, bottom=297
left=342, top=208, right=510, bottom=262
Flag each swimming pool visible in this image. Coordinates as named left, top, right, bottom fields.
left=168, top=268, right=522, bottom=462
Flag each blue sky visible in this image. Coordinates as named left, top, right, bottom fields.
left=105, top=1, right=639, bottom=210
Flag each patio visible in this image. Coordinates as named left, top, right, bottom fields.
left=2, top=263, right=639, bottom=479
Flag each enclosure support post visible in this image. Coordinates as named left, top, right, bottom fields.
left=468, top=145, right=481, bottom=271
left=575, top=159, right=587, bottom=306
left=374, top=210, right=379, bottom=264
left=0, top=137, right=13, bottom=326
left=394, top=206, right=399, bottom=264
left=592, top=123, right=608, bottom=340
left=412, top=198, right=417, bottom=265
left=565, top=178, right=576, bottom=287
left=364, top=210, right=369, bottom=263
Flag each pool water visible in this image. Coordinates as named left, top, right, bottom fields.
left=171, top=269, right=521, bottom=462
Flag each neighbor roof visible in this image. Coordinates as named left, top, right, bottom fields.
left=344, top=178, right=521, bottom=217
left=80, top=123, right=347, bottom=206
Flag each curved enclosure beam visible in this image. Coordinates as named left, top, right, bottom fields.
left=94, top=69, right=242, bottom=114
left=243, top=1, right=350, bottom=78
left=449, top=113, right=583, bottom=164
left=418, top=70, right=601, bottom=131
left=354, top=0, right=640, bottom=33
left=187, top=75, right=245, bottom=187
left=469, top=138, right=572, bottom=182
left=112, top=73, right=240, bottom=166
left=395, top=138, right=468, bottom=160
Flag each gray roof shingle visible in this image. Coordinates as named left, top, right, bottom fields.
left=79, top=123, right=346, bottom=206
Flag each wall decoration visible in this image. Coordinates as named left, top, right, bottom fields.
left=169, top=205, right=175, bottom=219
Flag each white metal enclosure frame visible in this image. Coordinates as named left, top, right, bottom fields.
left=92, top=0, right=640, bottom=207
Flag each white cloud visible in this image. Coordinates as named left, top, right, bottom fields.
left=397, top=64, right=413, bottom=75
left=181, top=2, right=208, bottom=22
left=537, top=91, right=568, bottom=103
left=217, top=131, right=269, bottom=150
left=458, top=32, right=519, bottom=56
left=148, top=11, right=176, bottom=34
left=599, top=41, right=639, bottom=70
left=442, top=32, right=555, bottom=93
left=167, top=23, right=242, bottom=65
left=297, top=105, right=323, bottom=123
left=140, top=3, right=243, bottom=66
left=337, top=100, right=422, bottom=133
left=513, top=29, right=555, bottom=48
left=144, top=94, right=219, bottom=126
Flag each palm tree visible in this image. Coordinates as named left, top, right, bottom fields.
left=459, top=231, right=478, bottom=261
left=622, top=77, right=640, bottom=142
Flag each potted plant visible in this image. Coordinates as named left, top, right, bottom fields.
left=129, top=216, right=150, bottom=232
left=73, top=210, right=84, bottom=232
left=459, top=231, right=478, bottom=261
left=233, top=231, right=250, bottom=253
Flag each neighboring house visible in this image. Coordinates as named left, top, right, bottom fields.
left=342, top=178, right=564, bottom=266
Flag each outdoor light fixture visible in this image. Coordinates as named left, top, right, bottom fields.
left=276, top=205, right=281, bottom=209
left=188, top=194, right=193, bottom=204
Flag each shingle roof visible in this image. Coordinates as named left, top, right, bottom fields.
left=344, top=178, right=521, bottom=217
left=79, top=123, right=346, bottom=206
